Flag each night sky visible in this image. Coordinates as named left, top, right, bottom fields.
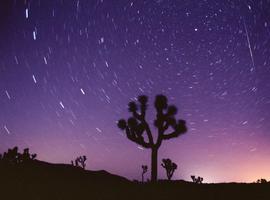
left=0, top=0, right=270, bottom=183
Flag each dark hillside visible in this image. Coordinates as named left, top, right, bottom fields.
left=0, top=160, right=270, bottom=200
left=0, top=160, right=131, bottom=199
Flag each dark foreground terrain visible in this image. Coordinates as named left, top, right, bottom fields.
left=0, top=160, right=269, bottom=200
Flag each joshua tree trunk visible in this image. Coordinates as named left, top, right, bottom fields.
left=151, top=147, right=158, bottom=182
left=168, top=172, right=172, bottom=180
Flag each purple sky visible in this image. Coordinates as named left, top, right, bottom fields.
left=0, top=0, right=270, bottom=183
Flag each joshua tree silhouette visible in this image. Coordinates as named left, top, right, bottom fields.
left=191, top=175, right=203, bottom=184
left=71, top=156, right=87, bottom=169
left=141, top=165, right=148, bottom=183
left=161, top=158, right=177, bottom=180
left=117, top=95, right=187, bottom=182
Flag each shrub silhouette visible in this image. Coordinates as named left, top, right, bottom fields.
left=161, top=158, right=177, bottom=180
left=191, top=175, right=203, bottom=184
left=117, top=94, right=187, bottom=181
left=0, top=146, right=19, bottom=164
left=21, top=148, right=37, bottom=162
left=71, top=156, right=87, bottom=169
left=0, top=146, right=37, bottom=165
left=257, top=178, right=267, bottom=183
left=141, top=165, right=148, bottom=183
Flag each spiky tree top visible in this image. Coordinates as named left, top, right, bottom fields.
left=191, top=175, right=204, bottom=184
left=161, top=159, right=177, bottom=170
left=72, top=155, right=87, bottom=169
left=117, top=95, right=187, bottom=149
left=161, top=158, right=177, bottom=180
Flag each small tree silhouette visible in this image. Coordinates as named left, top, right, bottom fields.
left=117, top=95, right=187, bottom=182
left=71, top=156, right=87, bottom=169
left=141, top=165, right=148, bottom=183
left=161, top=158, right=177, bottom=180
left=191, top=175, right=203, bottom=184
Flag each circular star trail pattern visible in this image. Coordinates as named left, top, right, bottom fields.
left=0, top=0, right=270, bottom=183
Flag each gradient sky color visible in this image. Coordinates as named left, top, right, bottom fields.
left=0, top=0, right=270, bottom=183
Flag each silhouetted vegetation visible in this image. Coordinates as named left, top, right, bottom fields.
left=71, top=155, right=87, bottom=169
left=191, top=175, right=204, bottom=184
left=117, top=94, right=187, bottom=181
left=0, top=146, right=270, bottom=200
left=257, top=178, right=267, bottom=183
left=141, top=165, right=148, bottom=183
left=0, top=146, right=36, bottom=165
left=161, top=158, right=177, bottom=180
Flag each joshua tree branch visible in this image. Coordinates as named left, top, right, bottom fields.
left=144, top=123, right=154, bottom=145
left=162, top=130, right=185, bottom=140
left=156, top=129, right=163, bottom=148
left=132, top=110, right=141, bottom=121
left=132, top=137, right=151, bottom=148
left=125, top=127, right=132, bottom=138
left=133, top=111, right=154, bottom=145
left=125, top=127, right=151, bottom=148
left=156, top=120, right=169, bottom=146
left=162, top=120, right=187, bottom=140
left=163, top=122, right=169, bottom=131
